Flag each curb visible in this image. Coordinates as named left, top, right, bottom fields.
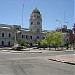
left=48, top=58, right=75, bottom=65
left=29, top=52, right=42, bottom=53
left=63, top=62, right=75, bottom=65
left=10, top=51, right=23, bottom=53
left=10, top=51, right=42, bottom=53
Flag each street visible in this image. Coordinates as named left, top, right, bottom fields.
left=0, top=49, right=75, bottom=75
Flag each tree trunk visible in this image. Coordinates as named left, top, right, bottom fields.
left=55, top=48, right=56, bottom=50
left=49, top=44, right=50, bottom=50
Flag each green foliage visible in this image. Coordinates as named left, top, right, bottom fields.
left=41, top=40, right=48, bottom=46
left=18, top=38, right=26, bottom=46
left=24, top=44, right=30, bottom=47
left=37, top=41, right=41, bottom=47
left=53, top=32, right=63, bottom=46
left=45, top=31, right=63, bottom=46
left=37, top=40, right=48, bottom=49
left=45, top=32, right=54, bottom=45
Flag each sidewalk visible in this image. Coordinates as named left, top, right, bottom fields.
left=48, top=54, right=75, bottom=65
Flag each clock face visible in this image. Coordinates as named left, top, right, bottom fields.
left=37, top=21, right=40, bottom=25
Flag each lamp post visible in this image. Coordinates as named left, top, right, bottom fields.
left=56, top=20, right=63, bottom=49
left=56, top=20, right=62, bottom=33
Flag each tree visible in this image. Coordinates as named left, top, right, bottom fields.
left=45, top=32, right=54, bottom=50
left=65, top=39, right=70, bottom=49
left=53, top=32, right=63, bottom=50
left=45, top=31, right=62, bottom=50
left=41, top=40, right=48, bottom=50
left=18, top=38, right=26, bottom=46
left=53, top=32, right=62, bottom=46
left=37, top=41, right=41, bottom=48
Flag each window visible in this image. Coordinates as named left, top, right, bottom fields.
left=37, top=16, right=40, bottom=18
left=26, top=35, right=28, bottom=39
left=2, top=41, right=4, bottom=45
left=22, top=35, right=25, bottom=38
left=37, top=21, right=40, bottom=25
left=30, top=36, right=32, bottom=39
left=2, top=33, right=4, bottom=37
left=31, top=22, right=33, bottom=25
left=8, top=41, right=10, bottom=46
left=37, top=36, right=39, bottom=39
left=22, top=35, right=23, bottom=38
left=9, top=33, right=11, bottom=37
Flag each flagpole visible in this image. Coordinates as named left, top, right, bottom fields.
left=22, top=4, right=24, bottom=28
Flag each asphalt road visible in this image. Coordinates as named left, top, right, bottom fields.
left=0, top=50, right=75, bottom=75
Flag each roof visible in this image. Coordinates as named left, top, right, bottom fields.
left=0, top=26, right=11, bottom=29
left=21, top=28, right=30, bottom=32
left=32, top=8, right=40, bottom=14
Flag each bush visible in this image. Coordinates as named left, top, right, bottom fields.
left=18, top=38, right=26, bottom=46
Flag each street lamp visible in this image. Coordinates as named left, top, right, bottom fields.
left=56, top=20, right=63, bottom=49
left=56, top=20, right=62, bottom=33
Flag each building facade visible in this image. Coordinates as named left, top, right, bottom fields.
left=0, top=8, right=73, bottom=47
left=0, top=8, right=45, bottom=47
left=72, top=23, right=75, bottom=43
left=56, top=25, right=73, bottom=45
left=0, top=24, right=21, bottom=47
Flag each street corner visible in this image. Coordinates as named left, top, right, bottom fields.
left=47, top=54, right=75, bottom=65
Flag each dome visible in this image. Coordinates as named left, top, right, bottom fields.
left=32, top=8, right=40, bottom=14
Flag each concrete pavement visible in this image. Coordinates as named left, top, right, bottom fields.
left=0, top=48, right=75, bottom=75
left=0, top=47, right=75, bottom=65
left=48, top=54, right=75, bottom=65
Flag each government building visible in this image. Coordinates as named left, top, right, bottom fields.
left=0, top=8, right=47, bottom=47
left=0, top=8, right=73, bottom=47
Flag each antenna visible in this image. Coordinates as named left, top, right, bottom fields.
left=22, top=4, right=24, bottom=28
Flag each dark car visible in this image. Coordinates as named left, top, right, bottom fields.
left=16, top=46, right=23, bottom=51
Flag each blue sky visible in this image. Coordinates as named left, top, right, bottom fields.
left=0, top=0, right=74, bottom=30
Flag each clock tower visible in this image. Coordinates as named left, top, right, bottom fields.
left=29, top=8, right=42, bottom=33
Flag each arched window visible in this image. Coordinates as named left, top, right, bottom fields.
left=2, top=33, right=4, bottom=37
left=26, top=35, right=29, bottom=39
left=31, top=22, right=33, bottom=25
left=37, top=21, right=40, bottom=25
left=37, top=36, right=39, bottom=39
left=2, top=41, right=4, bottom=46
left=30, top=36, right=32, bottom=39
left=9, top=33, right=11, bottom=37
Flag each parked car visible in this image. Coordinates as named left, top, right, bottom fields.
left=16, top=46, right=23, bottom=50
left=12, top=46, right=23, bottom=51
